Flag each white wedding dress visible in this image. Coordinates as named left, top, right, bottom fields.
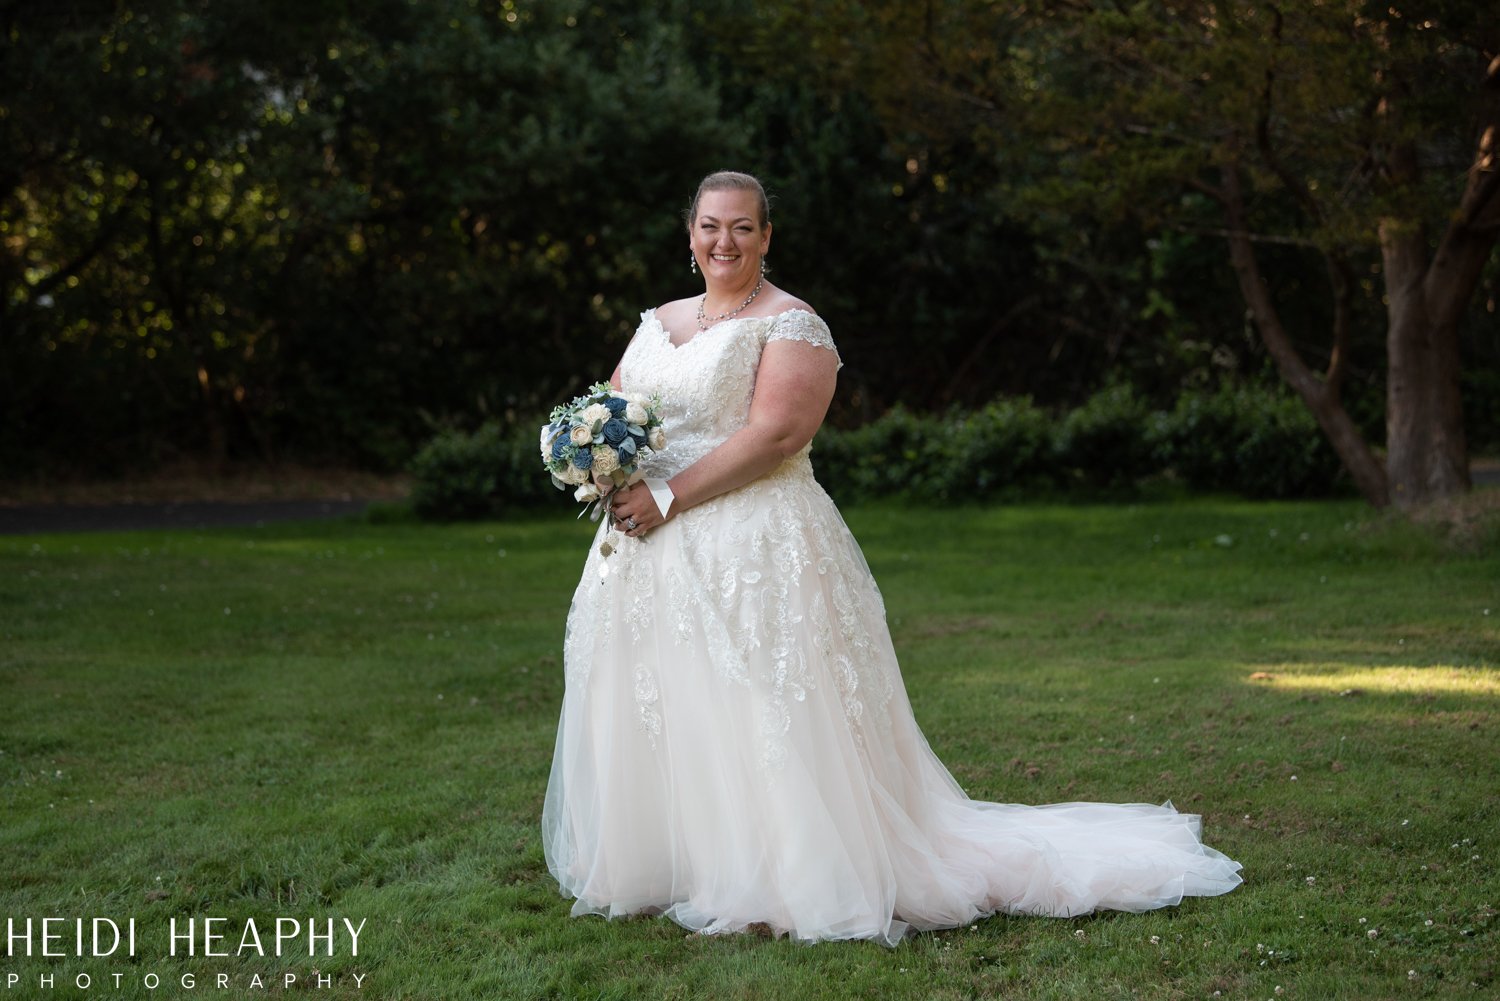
left=541, top=308, right=1242, bottom=945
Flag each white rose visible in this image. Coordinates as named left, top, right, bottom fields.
left=581, top=403, right=611, bottom=427
left=625, top=402, right=648, bottom=425
left=592, top=446, right=620, bottom=475
left=574, top=483, right=600, bottom=503
left=569, top=424, right=593, bottom=447
left=648, top=426, right=666, bottom=451
left=539, top=424, right=553, bottom=462
left=563, top=464, right=589, bottom=485
left=625, top=391, right=647, bottom=405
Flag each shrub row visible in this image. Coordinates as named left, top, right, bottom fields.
left=409, top=383, right=1347, bottom=520
left=813, top=383, right=1345, bottom=505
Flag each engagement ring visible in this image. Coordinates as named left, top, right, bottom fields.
left=626, top=517, right=638, bottom=530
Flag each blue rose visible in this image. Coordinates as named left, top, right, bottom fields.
left=571, top=447, right=594, bottom=470
left=604, top=396, right=628, bottom=416
left=601, top=418, right=629, bottom=445
left=550, top=432, right=570, bottom=460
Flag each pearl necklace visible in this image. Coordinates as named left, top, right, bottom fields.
left=696, top=275, right=765, bottom=331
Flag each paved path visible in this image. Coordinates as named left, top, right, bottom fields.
left=0, top=499, right=375, bottom=536
left=2, top=463, right=1493, bottom=536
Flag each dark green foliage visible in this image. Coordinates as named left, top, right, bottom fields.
left=811, top=400, right=1053, bottom=504
left=2, top=0, right=739, bottom=475
left=409, top=425, right=504, bottom=521
left=408, top=421, right=554, bottom=521
left=931, top=398, right=1057, bottom=500
left=813, top=406, right=946, bottom=502
left=1153, top=385, right=1347, bottom=499
left=1051, top=384, right=1155, bottom=490
left=1462, top=366, right=1500, bottom=454
left=760, top=385, right=1346, bottom=514
left=5, top=1, right=1495, bottom=486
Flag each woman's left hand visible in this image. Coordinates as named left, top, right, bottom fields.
left=608, top=481, right=667, bottom=538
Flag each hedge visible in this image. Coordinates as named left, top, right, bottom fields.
left=409, top=384, right=1349, bottom=520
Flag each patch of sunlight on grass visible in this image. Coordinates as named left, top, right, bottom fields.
left=1245, top=663, right=1500, bottom=696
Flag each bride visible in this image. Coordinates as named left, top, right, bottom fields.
left=540, top=170, right=1242, bottom=945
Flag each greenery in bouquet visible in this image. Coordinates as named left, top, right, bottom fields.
left=540, top=382, right=665, bottom=521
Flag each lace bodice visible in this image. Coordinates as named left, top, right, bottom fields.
left=618, top=308, right=840, bottom=479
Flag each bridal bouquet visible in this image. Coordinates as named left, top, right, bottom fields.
left=540, top=382, right=666, bottom=525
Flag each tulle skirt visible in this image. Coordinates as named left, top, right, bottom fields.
left=541, top=458, right=1242, bottom=945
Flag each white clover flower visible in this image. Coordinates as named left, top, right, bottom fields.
left=648, top=425, right=666, bottom=450
left=581, top=403, right=611, bottom=427
left=592, top=446, right=620, bottom=475
left=1367, top=928, right=1379, bottom=939
left=570, top=425, right=593, bottom=447
left=625, top=401, right=648, bottom=424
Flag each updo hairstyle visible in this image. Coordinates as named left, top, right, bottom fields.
left=685, top=171, right=771, bottom=233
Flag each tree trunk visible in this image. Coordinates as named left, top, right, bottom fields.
left=1220, top=161, right=1392, bottom=507
left=1375, top=55, right=1500, bottom=507
left=147, top=176, right=230, bottom=470
left=1380, top=214, right=1471, bottom=507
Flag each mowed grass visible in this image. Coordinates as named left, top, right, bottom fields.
left=1, top=498, right=1496, bottom=1000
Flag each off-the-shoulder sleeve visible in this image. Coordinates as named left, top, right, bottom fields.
left=766, top=309, right=842, bottom=370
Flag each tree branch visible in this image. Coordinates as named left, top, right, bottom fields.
left=1219, top=153, right=1390, bottom=506
left=1168, top=222, right=1318, bottom=247
left=1323, top=254, right=1356, bottom=401
left=1255, top=5, right=1326, bottom=227
left=1184, top=176, right=1228, bottom=203
left=1421, top=51, right=1500, bottom=326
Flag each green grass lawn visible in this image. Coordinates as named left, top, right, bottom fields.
left=1, top=498, right=1496, bottom=1000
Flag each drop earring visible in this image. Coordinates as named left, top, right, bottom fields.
left=690, top=254, right=698, bottom=275
left=760, top=258, right=767, bottom=276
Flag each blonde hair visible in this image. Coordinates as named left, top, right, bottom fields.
left=685, top=171, right=770, bottom=232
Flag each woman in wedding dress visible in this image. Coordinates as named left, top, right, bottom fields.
left=541, top=171, right=1242, bottom=946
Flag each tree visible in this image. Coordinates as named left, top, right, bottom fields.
left=767, top=0, right=1499, bottom=507
left=1, top=0, right=736, bottom=473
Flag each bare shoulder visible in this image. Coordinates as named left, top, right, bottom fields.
left=653, top=295, right=699, bottom=326
left=759, top=288, right=818, bottom=320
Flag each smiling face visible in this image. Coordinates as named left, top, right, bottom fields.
left=690, top=188, right=771, bottom=287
